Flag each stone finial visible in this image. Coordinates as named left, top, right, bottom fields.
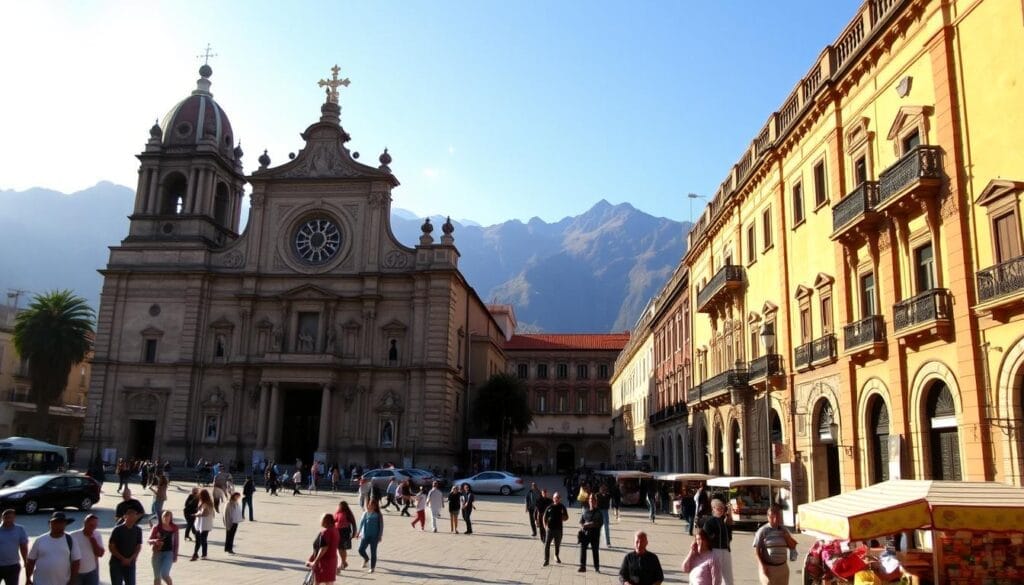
left=233, top=142, right=244, bottom=160
left=317, top=64, right=350, bottom=105
left=258, top=149, right=271, bottom=169
left=379, top=147, right=392, bottom=172
left=419, top=217, right=435, bottom=245
left=149, top=119, right=162, bottom=141
left=441, top=216, right=455, bottom=245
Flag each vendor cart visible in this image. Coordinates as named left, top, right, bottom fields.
left=706, top=475, right=791, bottom=526
left=593, top=470, right=653, bottom=506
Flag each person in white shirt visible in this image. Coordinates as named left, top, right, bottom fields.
left=26, top=512, right=81, bottom=585
left=426, top=481, right=445, bottom=533
left=410, top=487, right=428, bottom=530
left=69, top=515, right=104, bottom=585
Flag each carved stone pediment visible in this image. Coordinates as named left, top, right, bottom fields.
left=209, top=317, right=234, bottom=330
left=202, top=387, right=228, bottom=411
left=279, top=283, right=336, bottom=300
left=976, top=178, right=1024, bottom=206
left=813, top=273, right=835, bottom=290
left=140, top=326, right=164, bottom=338
left=375, top=390, right=404, bottom=414
left=381, top=319, right=407, bottom=334
left=795, top=285, right=813, bottom=300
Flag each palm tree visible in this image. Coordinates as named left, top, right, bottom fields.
left=13, top=290, right=95, bottom=441
left=472, top=373, right=533, bottom=470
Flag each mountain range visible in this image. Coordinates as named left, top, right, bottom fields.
left=0, top=183, right=688, bottom=332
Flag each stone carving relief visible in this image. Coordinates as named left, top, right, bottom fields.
left=222, top=251, right=245, bottom=268
left=375, top=390, right=404, bottom=414
left=278, top=141, right=361, bottom=179
left=127, top=392, right=159, bottom=415
left=383, top=250, right=411, bottom=269
left=368, top=192, right=391, bottom=209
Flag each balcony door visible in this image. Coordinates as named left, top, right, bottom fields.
left=860, top=272, right=876, bottom=318
left=914, top=243, right=936, bottom=293
left=868, top=397, right=890, bottom=484
left=993, top=212, right=1022, bottom=263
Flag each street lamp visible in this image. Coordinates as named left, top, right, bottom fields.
left=760, top=324, right=775, bottom=479
left=687, top=192, right=706, bottom=224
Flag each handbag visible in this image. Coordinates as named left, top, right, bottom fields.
left=301, top=569, right=315, bottom=585
left=577, top=529, right=587, bottom=544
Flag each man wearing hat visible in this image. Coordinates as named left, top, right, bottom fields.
left=108, top=508, right=142, bottom=585
left=25, top=512, right=81, bottom=585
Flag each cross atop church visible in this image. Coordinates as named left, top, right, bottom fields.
left=318, top=64, right=351, bottom=105
left=197, top=43, right=217, bottom=66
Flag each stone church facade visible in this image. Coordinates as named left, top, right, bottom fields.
left=77, top=65, right=506, bottom=470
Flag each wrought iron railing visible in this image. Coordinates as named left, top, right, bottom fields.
left=832, top=182, right=879, bottom=233
left=649, top=401, right=687, bottom=426
left=748, top=354, right=784, bottom=381
left=795, top=343, right=812, bottom=369
left=687, top=368, right=750, bottom=404
left=696, top=265, right=745, bottom=309
left=893, top=288, right=952, bottom=331
left=878, top=145, right=943, bottom=205
left=977, top=255, right=1024, bottom=303
left=844, top=315, right=886, bottom=350
left=795, top=334, right=837, bottom=368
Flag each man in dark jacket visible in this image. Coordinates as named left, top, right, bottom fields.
left=525, top=483, right=540, bottom=537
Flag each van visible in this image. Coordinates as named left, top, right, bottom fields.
left=0, top=437, right=68, bottom=487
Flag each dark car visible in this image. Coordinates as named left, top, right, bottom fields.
left=359, top=468, right=411, bottom=494
left=0, top=473, right=101, bottom=514
left=398, top=468, right=446, bottom=490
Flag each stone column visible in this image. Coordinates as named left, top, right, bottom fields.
left=318, top=384, right=332, bottom=452
left=266, top=383, right=281, bottom=453
left=256, top=382, right=270, bottom=449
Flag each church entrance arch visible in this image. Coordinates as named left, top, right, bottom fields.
left=281, top=387, right=322, bottom=468
left=556, top=443, right=575, bottom=474
left=128, top=420, right=155, bottom=460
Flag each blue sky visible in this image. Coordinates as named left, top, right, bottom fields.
left=0, top=1, right=862, bottom=225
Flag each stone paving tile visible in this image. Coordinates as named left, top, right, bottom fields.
left=18, top=477, right=815, bottom=584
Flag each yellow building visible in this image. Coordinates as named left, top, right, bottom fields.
left=683, top=0, right=1024, bottom=507
left=610, top=300, right=655, bottom=469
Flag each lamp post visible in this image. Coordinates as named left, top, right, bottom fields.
left=759, top=323, right=776, bottom=480
left=687, top=193, right=706, bottom=224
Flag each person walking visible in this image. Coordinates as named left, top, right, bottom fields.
left=410, top=487, right=427, bottom=530
left=646, top=487, right=657, bottom=524
left=190, top=489, right=215, bottom=561
left=524, top=482, right=540, bottom=537
left=148, top=510, right=178, bottom=585
left=333, top=500, right=356, bottom=571
left=306, top=514, right=339, bottom=585
left=26, top=512, right=80, bottom=585
left=115, top=489, right=146, bottom=526
left=610, top=482, right=622, bottom=522
left=694, top=484, right=711, bottom=526
left=0, top=509, right=28, bottom=585
left=447, top=486, right=461, bottom=533
left=398, top=481, right=414, bottom=517
left=542, top=492, right=568, bottom=566
left=426, top=481, right=444, bottom=533
left=70, top=513, right=104, bottom=585
left=117, top=459, right=131, bottom=493
left=682, top=525, right=721, bottom=585
left=356, top=498, right=384, bottom=574
left=357, top=478, right=372, bottom=510
left=241, top=477, right=256, bottom=522
left=182, top=488, right=199, bottom=542
left=108, top=508, right=142, bottom=585
left=618, top=530, right=664, bottom=585
left=292, top=469, right=303, bottom=496
left=596, top=484, right=612, bottom=546
left=149, top=475, right=168, bottom=522
left=682, top=488, right=697, bottom=535
left=704, top=498, right=734, bottom=584
left=330, top=466, right=341, bottom=493
left=222, top=492, right=243, bottom=554
left=459, top=484, right=475, bottom=535
left=534, top=489, right=552, bottom=543
left=752, top=504, right=798, bottom=585
left=578, top=493, right=603, bottom=573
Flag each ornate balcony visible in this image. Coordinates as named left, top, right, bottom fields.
left=976, top=255, right=1024, bottom=310
left=687, top=368, right=750, bottom=408
left=649, top=401, right=687, bottom=427
left=795, top=343, right=812, bottom=370
left=876, top=146, right=943, bottom=212
left=697, top=265, right=746, bottom=313
left=831, top=181, right=880, bottom=239
left=748, top=354, right=784, bottom=383
left=795, top=334, right=838, bottom=371
left=844, top=315, right=886, bottom=355
left=893, top=288, right=953, bottom=337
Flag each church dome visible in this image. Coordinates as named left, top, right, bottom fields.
left=160, top=66, right=236, bottom=159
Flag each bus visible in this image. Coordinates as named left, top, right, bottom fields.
left=0, top=437, right=68, bottom=486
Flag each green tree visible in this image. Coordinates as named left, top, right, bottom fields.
left=13, top=290, right=95, bottom=441
left=472, top=372, right=533, bottom=470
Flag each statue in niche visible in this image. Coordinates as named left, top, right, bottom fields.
left=325, top=327, right=337, bottom=353
left=214, top=334, right=226, bottom=358
left=298, top=330, right=314, bottom=352
left=271, top=327, right=282, bottom=351
left=388, top=339, right=398, bottom=363
left=380, top=420, right=394, bottom=447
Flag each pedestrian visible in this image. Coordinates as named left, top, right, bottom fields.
left=426, top=481, right=444, bottom=533
left=222, top=492, right=243, bottom=554
left=117, top=459, right=130, bottom=493
left=534, top=489, right=552, bottom=542
left=752, top=504, right=798, bottom=585
left=26, top=512, right=80, bottom=585
left=356, top=498, right=384, bottom=574
left=611, top=481, right=622, bottom=522
left=108, top=507, right=142, bottom=585
left=147, top=510, right=178, bottom=585
left=682, top=524, right=721, bottom=584
left=618, top=530, right=664, bottom=585
left=542, top=492, right=568, bottom=566
left=410, top=487, right=427, bottom=530
left=578, top=493, right=603, bottom=573
left=576, top=483, right=591, bottom=510
left=331, top=466, right=341, bottom=493
left=357, top=478, right=372, bottom=509
left=268, top=470, right=279, bottom=496
left=704, top=498, right=734, bottom=584
left=149, top=475, right=168, bottom=521
left=524, top=482, right=540, bottom=537
left=694, top=484, right=711, bottom=526
left=646, top=487, right=657, bottom=524
left=292, top=469, right=303, bottom=496
left=212, top=467, right=230, bottom=511
left=190, top=489, right=215, bottom=561
left=241, top=476, right=256, bottom=522
left=309, top=463, right=319, bottom=493
left=0, top=509, right=28, bottom=585
left=333, top=500, right=356, bottom=571
left=182, top=488, right=198, bottom=542
left=596, top=483, right=612, bottom=546
left=447, top=486, right=461, bottom=533
left=306, top=513, right=339, bottom=585
left=459, top=483, right=475, bottom=535
left=682, top=488, right=697, bottom=535
left=70, top=513, right=104, bottom=585
left=115, top=488, right=146, bottom=526
left=398, top=480, right=413, bottom=517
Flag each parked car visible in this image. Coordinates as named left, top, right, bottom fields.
left=359, top=468, right=412, bottom=494
left=398, top=468, right=446, bottom=490
left=453, top=471, right=525, bottom=495
left=0, top=473, right=101, bottom=514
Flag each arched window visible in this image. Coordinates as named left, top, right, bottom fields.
left=868, top=396, right=890, bottom=484
left=161, top=173, right=188, bottom=215
left=715, top=424, right=725, bottom=475
left=213, top=182, right=229, bottom=227
left=927, top=382, right=961, bottom=480
left=698, top=425, right=709, bottom=473
left=730, top=420, right=741, bottom=475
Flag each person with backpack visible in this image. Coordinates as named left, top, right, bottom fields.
left=26, top=512, right=80, bottom=585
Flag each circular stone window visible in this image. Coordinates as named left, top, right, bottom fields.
left=293, top=217, right=342, bottom=264
left=148, top=304, right=161, bottom=317
left=175, top=122, right=192, bottom=137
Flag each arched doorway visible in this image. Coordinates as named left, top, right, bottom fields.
left=555, top=443, right=575, bottom=474
left=868, top=396, right=890, bottom=484
left=815, top=400, right=842, bottom=497
left=659, top=437, right=666, bottom=472
left=715, top=424, right=725, bottom=475
left=676, top=433, right=684, bottom=472
left=694, top=424, right=709, bottom=474
left=666, top=437, right=674, bottom=473
left=769, top=409, right=782, bottom=471
left=926, top=382, right=961, bottom=480
left=730, top=420, right=742, bottom=475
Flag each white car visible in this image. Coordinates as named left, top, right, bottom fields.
left=453, top=471, right=525, bottom=495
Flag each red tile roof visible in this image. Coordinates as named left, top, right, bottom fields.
left=504, top=333, right=630, bottom=351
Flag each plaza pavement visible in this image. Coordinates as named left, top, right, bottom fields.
left=17, top=475, right=815, bottom=584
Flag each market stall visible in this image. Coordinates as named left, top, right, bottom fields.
left=593, top=470, right=653, bottom=506
left=706, top=476, right=791, bottom=525
left=797, top=479, right=1024, bottom=584
left=653, top=472, right=716, bottom=515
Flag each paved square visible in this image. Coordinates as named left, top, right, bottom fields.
left=17, top=476, right=814, bottom=584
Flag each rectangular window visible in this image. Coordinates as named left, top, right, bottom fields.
left=537, top=364, right=548, bottom=379
left=576, top=364, right=588, bottom=379
left=914, top=243, right=936, bottom=293
left=800, top=307, right=812, bottom=343
left=597, top=392, right=609, bottom=414
left=902, top=129, right=921, bottom=154
left=144, top=339, right=158, bottom=364
left=576, top=393, right=587, bottom=413
left=598, top=364, right=609, bottom=380
left=556, top=364, right=568, bottom=380
left=994, top=211, right=1023, bottom=263
left=749, top=329, right=759, bottom=359
left=820, top=295, right=833, bottom=334
left=297, top=311, right=319, bottom=353
left=854, top=155, right=868, bottom=185
left=517, top=363, right=528, bottom=379
left=537, top=393, right=547, bottom=413
left=813, top=161, right=828, bottom=207
left=792, top=183, right=805, bottom=225
left=746, top=224, right=756, bottom=264
left=557, top=393, right=567, bottom=413
left=860, top=272, right=876, bottom=317
left=762, top=208, right=772, bottom=249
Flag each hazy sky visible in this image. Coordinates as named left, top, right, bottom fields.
left=0, top=1, right=861, bottom=225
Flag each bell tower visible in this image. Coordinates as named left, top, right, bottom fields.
left=126, top=64, right=246, bottom=247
